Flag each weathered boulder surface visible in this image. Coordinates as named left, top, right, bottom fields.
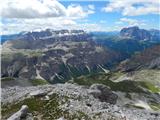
left=7, top=105, right=29, bottom=120
left=89, top=84, right=118, bottom=104
left=29, top=90, right=48, bottom=97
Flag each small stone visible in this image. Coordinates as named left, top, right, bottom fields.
left=44, top=95, right=50, bottom=100
left=57, top=117, right=66, bottom=120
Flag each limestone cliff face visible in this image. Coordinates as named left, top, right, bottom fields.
left=120, top=26, right=160, bottom=41
left=1, top=29, right=119, bottom=84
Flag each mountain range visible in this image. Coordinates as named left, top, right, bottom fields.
left=1, top=26, right=160, bottom=86
left=120, top=26, right=160, bottom=41
left=1, top=26, right=160, bottom=119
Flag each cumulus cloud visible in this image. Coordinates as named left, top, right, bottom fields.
left=1, top=0, right=66, bottom=18
left=115, top=18, right=146, bottom=27
left=1, top=0, right=96, bottom=34
left=1, top=18, right=76, bottom=34
left=1, top=18, right=105, bottom=34
left=67, top=4, right=94, bottom=19
left=1, top=0, right=94, bottom=19
left=103, top=0, right=160, bottom=16
left=88, top=5, right=95, bottom=10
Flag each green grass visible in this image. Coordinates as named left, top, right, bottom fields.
left=31, top=79, right=49, bottom=86
left=1, top=77, right=15, bottom=81
left=125, top=104, right=145, bottom=109
left=73, top=72, right=145, bottom=93
left=2, top=94, right=62, bottom=119
left=70, top=111, right=91, bottom=120
left=149, top=103, right=160, bottom=111
left=73, top=72, right=160, bottom=93
left=139, top=81, right=160, bottom=93
left=28, top=51, right=43, bottom=57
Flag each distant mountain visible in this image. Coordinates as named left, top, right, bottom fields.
left=2, top=27, right=160, bottom=86
left=118, top=44, right=160, bottom=72
left=93, top=27, right=160, bottom=61
left=1, top=29, right=87, bottom=44
left=149, top=29, right=160, bottom=41
left=120, top=26, right=160, bottom=41
left=2, top=29, right=91, bottom=49
left=1, top=29, right=120, bottom=86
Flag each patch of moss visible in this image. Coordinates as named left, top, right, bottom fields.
left=110, top=71, right=124, bottom=80
left=2, top=94, right=92, bottom=120
left=2, top=94, right=64, bottom=119
left=31, top=79, right=48, bottom=86
left=112, top=80, right=146, bottom=93
left=125, top=104, right=145, bottom=109
left=73, top=72, right=160, bottom=93
left=28, top=51, right=43, bottom=57
left=71, top=111, right=91, bottom=120
left=74, top=73, right=145, bottom=93
left=1, top=77, right=15, bottom=81
left=149, top=103, right=160, bottom=111
left=139, top=81, right=160, bottom=93
left=92, top=113, right=101, bottom=119
left=74, top=72, right=111, bottom=86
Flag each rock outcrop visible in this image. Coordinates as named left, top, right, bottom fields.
left=7, top=105, right=29, bottom=120
left=120, top=26, right=160, bottom=41
left=1, top=29, right=119, bottom=86
left=89, top=84, right=118, bottom=104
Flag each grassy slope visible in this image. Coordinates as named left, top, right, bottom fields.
left=31, top=79, right=49, bottom=86
left=73, top=72, right=160, bottom=93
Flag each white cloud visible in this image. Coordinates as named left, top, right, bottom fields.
left=1, top=0, right=96, bottom=34
left=67, top=4, right=94, bottom=19
left=1, top=0, right=66, bottom=18
left=88, top=5, right=95, bottom=10
left=1, top=18, right=76, bottom=34
left=103, top=0, right=160, bottom=16
left=1, top=18, right=107, bottom=34
left=115, top=17, right=146, bottom=27
left=1, top=0, right=95, bottom=19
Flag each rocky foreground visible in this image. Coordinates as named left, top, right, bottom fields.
left=1, top=83, right=160, bottom=120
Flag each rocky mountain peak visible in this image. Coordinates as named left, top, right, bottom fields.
left=120, top=26, right=152, bottom=40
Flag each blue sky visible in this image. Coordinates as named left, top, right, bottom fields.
left=1, top=0, right=160, bottom=34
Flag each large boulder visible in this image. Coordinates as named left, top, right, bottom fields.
left=29, top=90, right=47, bottom=97
left=88, top=84, right=118, bottom=104
left=7, top=105, right=29, bottom=120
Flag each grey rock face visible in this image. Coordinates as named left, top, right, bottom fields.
left=2, top=29, right=119, bottom=85
left=7, top=105, right=29, bottom=120
left=120, top=26, right=160, bottom=41
left=29, top=90, right=48, bottom=97
left=89, top=84, right=118, bottom=104
left=149, top=57, right=160, bottom=69
left=120, top=26, right=151, bottom=40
